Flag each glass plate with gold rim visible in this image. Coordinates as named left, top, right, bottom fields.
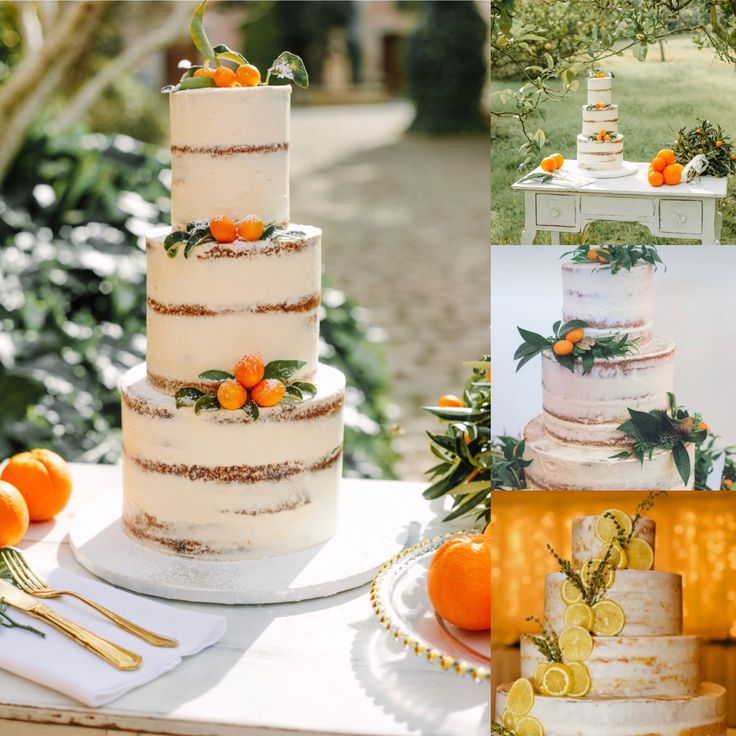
left=370, top=532, right=490, bottom=683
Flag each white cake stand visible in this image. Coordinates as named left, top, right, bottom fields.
left=70, top=480, right=409, bottom=605
left=568, top=160, right=638, bottom=179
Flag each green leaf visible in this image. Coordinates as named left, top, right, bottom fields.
left=194, top=394, right=220, bottom=414
left=559, top=319, right=588, bottom=336
left=179, top=76, right=216, bottom=91
left=517, top=327, right=551, bottom=349
left=292, top=381, right=317, bottom=398
left=213, top=43, right=249, bottom=66
left=627, top=408, right=669, bottom=442
left=672, top=442, right=691, bottom=486
left=263, top=359, right=306, bottom=381
left=582, top=351, right=594, bottom=375
left=175, top=386, right=205, bottom=408
left=198, top=369, right=234, bottom=381
left=284, top=384, right=304, bottom=401
left=243, top=399, right=259, bottom=421
left=266, top=51, right=309, bottom=88
left=164, top=230, right=187, bottom=252
left=261, top=221, right=278, bottom=240
left=632, top=42, right=648, bottom=62
left=190, top=1, right=216, bottom=64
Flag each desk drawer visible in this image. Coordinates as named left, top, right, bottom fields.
left=580, top=195, right=654, bottom=218
left=535, top=194, right=576, bottom=227
left=660, top=199, right=703, bottom=235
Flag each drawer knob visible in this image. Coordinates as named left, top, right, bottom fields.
left=677, top=213, right=687, bottom=224
left=550, top=207, right=561, bottom=217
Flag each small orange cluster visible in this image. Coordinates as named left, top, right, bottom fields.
left=586, top=247, right=610, bottom=264
left=553, top=327, right=585, bottom=357
left=210, top=215, right=265, bottom=244
left=648, top=149, right=684, bottom=187
left=217, top=353, right=287, bottom=410
left=593, top=103, right=607, bottom=109
left=595, top=128, right=611, bottom=142
left=194, top=63, right=261, bottom=88
left=540, top=153, right=565, bottom=173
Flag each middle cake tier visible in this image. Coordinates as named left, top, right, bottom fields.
left=146, top=225, right=321, bottom=393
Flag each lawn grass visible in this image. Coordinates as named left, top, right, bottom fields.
left=491, top=36, right=736, bottom=244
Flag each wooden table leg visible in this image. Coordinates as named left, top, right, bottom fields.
left=701, top=199, right=718, bottom=244
left=550, top=231, right=561, bottom=245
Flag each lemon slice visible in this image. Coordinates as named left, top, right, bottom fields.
left=541, top=662, right=573, bottom=697
left=561, top=578, right=583, bottom=605
left=533, top=662, right=549, bottom=693
left=559, top=625, right=594, bottom=661
left=595, top=509, right=632, bottom=544
left=506, top=677, right=535, bottom=717
left=516, top=715, right=545, bottom=736
left=564, top=602, right=594, bottom=630
left=595, top=541, right=628, bottom=570
left=501, top=708, right=517, bottom=729
left=567, top=660, right=592, bottom=697
left=592, top=599, right=625, bottom=636
left=626, top=537, right=654, bottom=570
left=581, top=558, right=615, bottom=589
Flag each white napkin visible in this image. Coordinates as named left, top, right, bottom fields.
left=0, top=568, right=226, bottom=707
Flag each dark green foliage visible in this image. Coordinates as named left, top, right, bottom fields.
left=562, top=245, right=663, bottom=274
left=491, top=435, right=531, bottom=490
left=673, top=119, right=736, bottom=178
left=405, top=1, right=487, bottom=134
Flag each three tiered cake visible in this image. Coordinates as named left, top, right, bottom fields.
left=576, top=72, right=624, bottom=171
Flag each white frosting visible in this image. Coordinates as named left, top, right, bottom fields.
left=170, top=86, right=291, bottom=228
left=579, top=76, right=624, bottom=169
left=146, top=226, right=321, bottom=390
left=587, top=76, right=613, bottom=106
left=121, top=362, right=345, bottom=559
left=523, top=415, right=694, bottom=489
left=576, top=133, right=624, bottom=169
left=571, top=514, right=656, bottom=569
left=544, top=571, right=682, bottom=637
left=581, top=104, right=619, bottom=137
left=496, top=682, right=727, bottom=736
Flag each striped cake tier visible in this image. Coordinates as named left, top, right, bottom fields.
left=170, top=85, right=290, bottom=229
left=523, top=415, right=694, bottom=489
left=544, top=570, right=682, bottom=638
left=121, top=362, right=345, bottom=559
left=576, top=133, right=624, bottom=170
left=562, top=262, right=654, bottom=345
left=581, top=104, right=619, bottom=137
left=541, top=336, right=675, bottom=447
left=496, top=682, right=727, bottom=736
left=571, top=514, right=656, bottom=569
left=586, top=74, right=614, bottom=106
left=521, top=633, right=699, bottom=698
left=146, top=225, right=321, bottom=394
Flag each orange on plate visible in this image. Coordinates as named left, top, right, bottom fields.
left=0, top=480, right=29, bottom=546
left=427, top=533, right=490, bottom=631
left=1, top=449, right=72, bottom=522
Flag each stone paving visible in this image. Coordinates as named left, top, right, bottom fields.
left=290, top=102, right=489, bottom=480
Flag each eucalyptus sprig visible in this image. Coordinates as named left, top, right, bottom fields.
left=523, top=615, right=562, bottom=663
left=546, top=543, right=614, bottom=606
left=0, top=599, right=45, bottom=638
left=611, top=393, right=707, bottom=486
left=514, top=319, right=638, bottom=375
left=562, top=245, right=663, bottom=274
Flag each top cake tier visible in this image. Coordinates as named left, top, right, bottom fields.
left=572, top=514, right=656, bottom=569
left=170, top=86, right=290, bottom=230
left=562, top=261, right=653, bottom=345
left=587, top=74, right=613, bottom=106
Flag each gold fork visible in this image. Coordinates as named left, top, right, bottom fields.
left=0, top=547, right=178, bottom=648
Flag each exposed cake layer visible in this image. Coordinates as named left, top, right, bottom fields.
left=542, top=336, right=675, bottom=447
left=121, top=362, right=345, bottom=559
left=523, top=415, right=693, bottom=490
left=572, top=514, right=656, bottom=569
left=562, top=262, right=653, bottom=345
left=587, top=75, right=613, bottom=106
left=170, top=86, right=290, bottom=228
left=544, top=571, right=681, bottom=636
left=581, top=104, right=619, bottom=137
left=577, top=133, right=624, bottom=170
left=521, top=634, right=699, bottom=698
left=146, top=225, right=321, bottom=393
left=496, top=682, right=727, bottom=736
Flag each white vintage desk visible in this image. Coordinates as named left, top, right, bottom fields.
left=512, top=161, right=727, bottom=244
left=0, top=464, right=489, bottom=736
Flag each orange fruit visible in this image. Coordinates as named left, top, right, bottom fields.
left=236, top=64, right=261, bottom=87
left=438, top=394, right=464, bottom=408
left=251, top=379, right=286, bottom=408
left=648, top=170, right=664, bottom=187
left=594, top=73, right=606, bottom=78
left=214, top=66, right=237, bottom=88
left=725, top=479, right=734, bottom=490
left=662, top=164, right=682, bottom=186
left=540, top=157, right=556, bottom=173
left=0, top=480, right=30, bottom=546
left=236, top=216, right=265, bottom=242
left=1, top=449, right=72, bottom=522
left=551, top=153, right=565, bottom=169
left=596, top=248, right=610, bottom=263
left=565, top=328, right=585, bottom=343
left=427, top=534, right=490, bottom=631
left=553, top=339, right=574, bottom=356
left=217, top=380, right=248, bottom=410
left=650, top=157, right=666, bottom=173
left=699, top=422, right=709, bottom=432
left=234, top=353, right=265, bottom=389
left=193, top=67, right=216, bottom=78
left=586, top=249, right=600, bottom=261
left=716, top=140, right=723, bottom=148
left=656, top=149, right=676, bottom=166
left=210, top=216, right=236, bottom=243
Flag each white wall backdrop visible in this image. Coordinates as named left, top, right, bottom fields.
left=491, top=246, right=736, bottom=451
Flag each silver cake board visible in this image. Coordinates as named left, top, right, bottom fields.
left=568, top=160, right=638, bottom=179
left=70, top=479, right=408, bottom=605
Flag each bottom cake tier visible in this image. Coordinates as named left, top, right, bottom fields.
left=523, top=415, right=693, bottom=490
left=120, top=362, right=345, bottom=560
left=576, top=133, right=624, bottom=170
left=496, top=682, right=727, bottom=736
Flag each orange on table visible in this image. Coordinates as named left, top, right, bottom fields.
left=214, top=66, right=237, bottom=88
left=251, top=379, right=286, bottom=408
left=648, top=170, right=664, bottom=187
left=650, top=157, right=666, bottom=173
left=427, top=533, right=490, bottom=631
left=438, top=394, right=464, bottom=408
left=656, top=149, right=676, bottom=166
left=0, top=480, right=29, bottom=546
left=662, top=164, right=682, bottom=186
left=217, top=380, right=248, bottom=410
left=234, top=353, right=265, bottom=389
left=1, top=449, right=72, bottom=522
left=236, top=64, right=261, bottom=87
left=210, top=216, right=237, bottom=243
left=237, top=216, right=265, bottom=242
left=540, top=156, right=557, bottom=173
left=551, top=153, right=565, bottom=169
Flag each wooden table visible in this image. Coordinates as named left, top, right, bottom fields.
left=512, top=161, right=728, bottom=244
left=0, top=464, right=490, bottom=736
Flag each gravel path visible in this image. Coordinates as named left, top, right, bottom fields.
left=291, top=102, right=489, bottom=480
